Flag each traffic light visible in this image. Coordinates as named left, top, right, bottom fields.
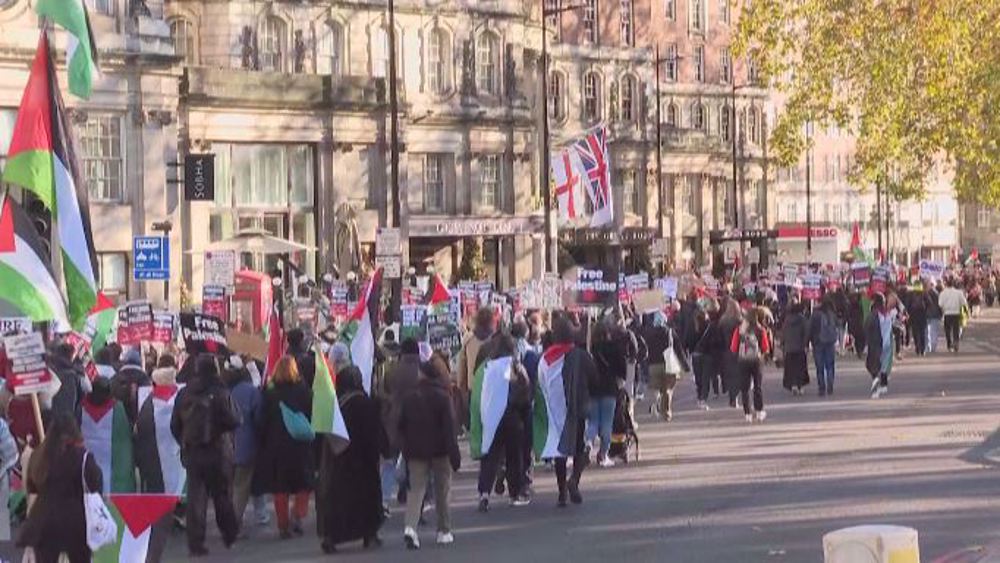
left=25, top=194, right=51, bottom=255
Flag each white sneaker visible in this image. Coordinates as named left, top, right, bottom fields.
left=745, top=414, right=754, bottom=423
left=755, top=410, right=767, bottom=422
left=404, top=527, right=420, bottom=550
left=600, top=457, right=615, bottom=468
left=436, top=531, right=454, bottom=545
left=879, top=385, right=888, bottom=397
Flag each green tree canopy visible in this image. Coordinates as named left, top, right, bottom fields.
left=734, top=0, right=1000, bottom=203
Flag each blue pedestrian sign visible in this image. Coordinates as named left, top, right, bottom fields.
left=133, top=236, right=170, bottom=281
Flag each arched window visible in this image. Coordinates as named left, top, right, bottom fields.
left=317, top=22, right=343, bottom=76
left=372, top=26, right=389, bottom=78
left=259, top=16, right=287, bottom=72
left=691, top=102, right=706, bottom=131
left=747, top=107, right=761, bottom=144
left=583, top=72, right=601, bottom=121
left=169, top=18, right=196, bottom=65
left=665, top=103, right=678, bottom=128
left=720, top=105, right=732, bottom=142
left=427, top=28, right=452, bottom=95
left=476, top=32, right=500, bottom=96
left=620, top=75, right=637, bottom=122
left=548, top=71, right=565, bottom=121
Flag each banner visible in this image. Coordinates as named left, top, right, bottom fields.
left=202, top=285, right=228, bottom=322
left=625, top=273, right=650, bottom=294
left=178, top=313, right=229, bottom=356
left=117, top=301, right=153, bottom=346
left=4, top=332, right=50, bottom=395
left=151, top=312, right=175, bottom=344
left=564, top=267, right=618, bottom=310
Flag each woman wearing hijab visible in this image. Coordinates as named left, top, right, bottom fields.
left=865, top=293, right=896, bottom=398
left=780, top=302, right=810, bottom=395
left=316, top=365, right=385, bottom=553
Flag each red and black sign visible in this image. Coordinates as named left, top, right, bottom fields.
left=179, top=313, right=229, bottom=356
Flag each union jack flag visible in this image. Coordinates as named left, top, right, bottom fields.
left=574, top=127, right=614, bottom=227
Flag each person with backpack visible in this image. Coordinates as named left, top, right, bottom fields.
left=257, top=355, right=315, bottom=540
left=730, top=308, right=771, bottom=423
left=809, top=297, right=840, bottom=396
left=170, top=353, right=242, bottom=557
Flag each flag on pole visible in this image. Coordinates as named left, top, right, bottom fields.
left=2, top=33, right=99, bottom=328
left=849, top=223, right=872, bottom=265
left=425, top=273, right=451, bottom=315
left=36, top=0, right=100, bottom=99
left=551, top=149, right=586, bottom=223
left=262, top=301, right=284, bottom=387
left=93, top=494, right=180, bottom=563
left=533, top=343, right=573, bottom=459
left=574, top=127, right=614, bottom=228
left=85, top=291, right=116, bottom=352
left=310, top=346, right=350, bottom=454
left=0, top=192, right=70, bottom=329
left=340, top=268, right=383, bottom=395
left=469, top=355, right=513, bottom=459
left=965, top=248, right=979, bottom=267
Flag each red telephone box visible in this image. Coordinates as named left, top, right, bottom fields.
left=232, top=270, right=272, bottom=333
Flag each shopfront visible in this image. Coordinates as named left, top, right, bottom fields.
left=774, top=224, right=840, bottom=265
left=559, top=227, right=657, bottom=274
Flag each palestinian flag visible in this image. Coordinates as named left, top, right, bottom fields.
left=2, top=34, right=99, bottom=327
left=94, top=494, right=180, bottom=563
left=262, top=301, right=283, bottom=386
left=340, top=268, right=382, bottom=395
left=81, top=396, right=136, bottom=494
left=469, top=355, right=513, bottom=459
left=134, top=385, right=186, bottom=495
left=84, top=291, right=116, bottom=352
left=533, top=343, right=573, bottom=459
left=36, top=0, right=100, bottom=99
left=425, top=273, right=452, bottom=315
left=0, top=192, right=70, bottom=329
left=965, top=248, right=980, bottom=267
left=311, top=346, right=349, bottom=454
left=850, top=223, right=872, bottom=265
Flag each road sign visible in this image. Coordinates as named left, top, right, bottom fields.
left=375, top=255, right=402, bottom=278
left=376, top=227, right=402, bottom=256
left=133, top=236, right=170, bottom=281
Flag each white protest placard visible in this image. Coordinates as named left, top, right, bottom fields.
left=0, top=317, right=32, bottom=336
left=376, top=227, right=402, bottom=256
left=4, top=332, right=50, bottom=396
left=918, top=259, right=944, bottom=280
left=632, top=289, right=666, bottom=313
left=656, top=277, right=679, bottom=300
left=204, top=251, right=237, bottom=289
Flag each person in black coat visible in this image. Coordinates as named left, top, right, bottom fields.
left=317, top=366, right=385, bottom=553
left=257, top=355, right=315, bottom=539
left=18, top=412, right=103, bottom=563
left=48, top=342, right=85, bottom=421
left=113, top=346, right=152, bottom=425
left=588, top=319, right=628, bottom=465
left=287, top=329, right=316, bottom=388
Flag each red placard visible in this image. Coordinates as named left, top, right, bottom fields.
left=202, top=285, right=228, bottom=323
left=117, top=301, right=154, bottom=346
left=151, top=312, right=175, bottom=344
left=3, top=333, right=51, bottom=396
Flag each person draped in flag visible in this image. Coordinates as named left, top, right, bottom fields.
left=456, top=308, right=497, bottom=435
left=534, top=315, right=596, bottom=507
left=80, top=375, right=136, bottom=494
left=17, top=412, right=104, bottom=563
left=316, top=365, right=385, bottom=553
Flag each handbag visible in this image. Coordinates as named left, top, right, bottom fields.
left=280, top=401, right=316, bottom=442
left=82, top=451, right=118, bottom=552
left=662, top=330, right=683, bottom=375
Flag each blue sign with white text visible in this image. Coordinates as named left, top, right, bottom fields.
left=133, top=236, right=170, bottom=281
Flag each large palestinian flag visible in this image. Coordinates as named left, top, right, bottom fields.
left=0, top=192, right=70, bottom=328
left=425, top=273, right=452, bottom=314
left=533, top=343, right=573, bottom=460
left=311, top=346, right=350, bottom=454
left=134, top=385, right=186, bottom=495
left=36, top=0, right=100, bottom=100
left=94, top=494, right=180, bottom=563
left=469, top=355, right=513, bottom=459
left=2, top=33, right=99, bottom=328
left=340, top=268, right=382, bottom=395
left=81, top=396, right=136, bottom=494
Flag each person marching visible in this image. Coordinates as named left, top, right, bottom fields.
left=780, top=302, right=810, bottom=396
left=730, top=308, right=771, bottom=423
left=865, top=293, right=896, bottom=398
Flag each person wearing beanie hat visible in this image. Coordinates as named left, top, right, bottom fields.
left=111, top=347, right=152, bottom=425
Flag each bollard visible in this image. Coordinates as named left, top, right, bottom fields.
left=823, top=525, right=920, bottom=563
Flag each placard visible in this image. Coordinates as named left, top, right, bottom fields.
left=204, top=251, right=237, bottom=289
left=632, top=289, right=666, bottom=313
left=330, top=282, right=349, bottom=319
left=202, top=285, right=228, bottom=322
left=4, top=332, right=50, bottom=396
left=179, top=313, right=229, bottom=356
left=625, top=273, right=650, bottom=294
left=564, top=267, right=618, bottom=309
left=871, top=265, right=890, bottom=294
left=656, top=277, right=679, bottom=300
left=802, top=273, right=823, bottom=301
left=227, top=330, right=268, bottom=360
left=117, top=301, right=154, bottom=346
left=0, top=317, right=32, bottom=336
left=918, top=259, right=945, bottom=281
left=152, top=312, right=175, bottom=344
left=852, top=263, right=871, bottom=289
left=64, top=331, right=90, bottom=359
left=399, top=304, right=427, bottom=342
left=783, top=264, right=800, bottom=286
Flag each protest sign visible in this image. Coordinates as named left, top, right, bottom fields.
left=625, top=273, right=650, bottom=294
left=656, top=277, right=679, bottom=300
left=918, top=259, right=945, bottom=281
left=400, top=304, right=428, bottom=342
left=151, top=312, right=175, bottom=344
left=4, top=332, right=50, bottom=395
left=802, top=274, right=823, bottom=301
left=202, top=285, right=228, bottom=323
left=632, top=289, right=665, bottom=313
left=330, top=282, right=349, bottom=318
left=872, top=265, right=890, bottom=294
left=64, top=331, right=90, bottom=359
left=179, top=313, right=229, bottom=356
left=563, top=267, right=618, bottom=310
left=227, top=330, right=268, bottom=360
left=852, top=263, right=872, bottom=290
left=0, top=317, right=31, bottom=336
left=117, top=301, right=153, bottom=346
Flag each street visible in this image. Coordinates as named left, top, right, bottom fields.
left=165, top=314, right=1000, bottom=563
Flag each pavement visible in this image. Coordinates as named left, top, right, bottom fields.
left=148, top=310, right=1000, bottom=562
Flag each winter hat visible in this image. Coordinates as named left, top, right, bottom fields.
left=121, top=347, right=142, bottom=366
left=151, top=366, right=177, bottom=386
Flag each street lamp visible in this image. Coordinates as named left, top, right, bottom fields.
left=804, top=121, right=814, bottom=263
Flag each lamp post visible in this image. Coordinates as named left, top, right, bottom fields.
left=651, top=44, right=685, bottom=273
left=804, top=121, right=813, bottom=263
left=730, top=82, right=752, bottom=229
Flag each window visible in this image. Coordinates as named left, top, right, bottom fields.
left=476, top=32, right=500, bottom=96
left=481, top=155, right=502, bottom=211
left=317, top=22, right=342, bottom=76
left=170, top=18, right=196, bottom=65
left=682, top=176, right=697, bottom=215
left=79, top=114, right=124, bottom=202
left=694, top=45, right=705, bottom=82
left=978, top=208, right=991, bottom=228
left=664, top=43, right=677, bottom=82
left=423, top=154, right=445, bottom=212
left=720, top=105, right=732, bottom=142
left=372, top=26, right=389, bottom=78
left=720, top=0, right=731, bottom=23
left=427, top=28, right=451, bottom=95
left=548, top=71, right=565, bottom=121
left=621, top=75, right=636, bottom=122
left=665, top=0, right=675, bottom=19
left=583, top=0, right=597, bottom=43
left=720, top=49, right=732, bottom=84
left=620, top=0, right=633, bottom=46
left=787, top=202, right=797, bottom=222
left=87, top=0, right=113, bottom=16
left=747, top=56, right=760, bottom=84
left=621, top=169, right=639, bottom=214
left=691, top=102, right=706, bottom=131
left=97, top=253, right=127, bottom=297
left=690, top=0, right=704, bottom=32
left=545, top=0, right=562, bottom=40
left=583, top=72, right=601, bottom=121
left=665, top=103, right=678, bottom=128
left=747, top=107, right=760, bottom=144
left=259, top=16, right=287, bottom=72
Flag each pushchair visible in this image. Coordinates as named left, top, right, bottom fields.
left=607, top=388, right=640, bottom=464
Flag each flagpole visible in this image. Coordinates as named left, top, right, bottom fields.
left=38, top=24, right=67, bottom=308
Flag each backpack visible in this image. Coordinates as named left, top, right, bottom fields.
left=818, top=312, right=839, bottom=345
left=738, top=329, right=762, bottom=362
left=182, top=392, right=216, bottom=448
